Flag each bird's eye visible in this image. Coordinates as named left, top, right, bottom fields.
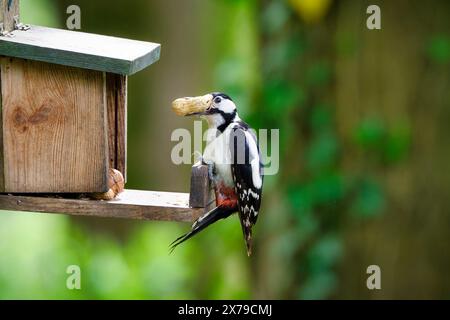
left=214, top=97, right=222, bottom=104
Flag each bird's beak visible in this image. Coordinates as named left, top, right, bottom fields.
left=172, top=94, right=213, bottom=117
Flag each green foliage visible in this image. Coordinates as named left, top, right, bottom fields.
left=355, top=117, right=385, bottom=149
left=254, top=0, right=412, bottom=300
left=305, top=133, right=339, bottom=171
left=354, top=117, right=411, bottom=164
left=264, top=38, right=306, bottom=74
left=351, top=178, right=385, bottom=218
left=384, top=124, right=411, bottom=163
left=261, top=0, right=290, bottom=35
left=263, top=79, right=305, bottom=122
left=0, top=212, right=250, bottom=299
left=427, top=35, right=450, bottom=64
left=21, top=0, right=61, bottom=27
left=306, top=62, right=332, bottom=87
left=310, top=104, right=333, bottom=132
left=299, top=235, right=342, bottom=300
left=212, top=0, right=260, bottom=119
left=299, top=271, right=337, bottom=300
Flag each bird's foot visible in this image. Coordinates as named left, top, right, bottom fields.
left=207, top=162, right=215, bottom=182
left=193, top=151, right=204, bottom=166
left=193, top=151, right=215, bottom=181
left=200, top=158, right=215, bottom=182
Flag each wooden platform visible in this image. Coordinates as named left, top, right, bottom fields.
left=0, top=190, right=203, bottom=222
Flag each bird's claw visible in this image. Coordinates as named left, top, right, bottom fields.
left=192, top=151, right=215, bottom=181
left=193, top=151, right=203, bottom=165
left=207, top=163, right=215, bottom=182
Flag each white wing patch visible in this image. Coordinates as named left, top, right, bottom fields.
left=244, top=131, right=263, bottom=189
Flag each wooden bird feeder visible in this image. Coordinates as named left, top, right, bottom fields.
left=0, top=0, right=211, bottom=222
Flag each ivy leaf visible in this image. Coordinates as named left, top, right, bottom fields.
left=310, top=104, right=333, bottom=132
left=264, top=37, right=306, bottom=73
left=305, top=133, right=339, bottom=171
left=262, top=0, right=290, bottom=35
left=384, top=124, right=411, bottom=164
left=298, top=271, right=337, bottom=300
left=287, top=184, right=314, bottom=217
left=299, top=235, right=342, bottom=300
left=307, top=235, right=343, bottom=272
left=310, top=172, right=344, bottom=205
left=351, top=179, right=385, bottom=218
left=306, top=61, right=332, bottom=87
left=354, top=117, right=385, bottom=150
left=427, top=35, right=450, bottom=64
left=263, top=79, right=305, bottom=120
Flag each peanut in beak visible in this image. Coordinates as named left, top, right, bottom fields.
left=171, top=94, right=213, bottom=116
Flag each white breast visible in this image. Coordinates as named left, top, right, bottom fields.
left=203, top=127, right=235, bottom=187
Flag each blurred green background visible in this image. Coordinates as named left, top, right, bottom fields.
left=1, top=0, right=449, bottom=299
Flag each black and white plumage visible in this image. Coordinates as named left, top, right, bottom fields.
left=231, top=124, right=263, bottom=255
left=171, top=93, right=263, bottom=256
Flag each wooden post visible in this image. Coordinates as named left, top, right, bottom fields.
left=189, top=163, right=213, bottom=209
left=0, top=0, right=19, bottom=34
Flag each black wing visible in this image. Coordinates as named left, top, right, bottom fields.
left=230, top=125, right=263, bottom=255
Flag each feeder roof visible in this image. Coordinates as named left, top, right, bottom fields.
left=0, top=25, right=160, bottom=75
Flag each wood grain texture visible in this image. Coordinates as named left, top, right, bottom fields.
left=189, top=163, right=212, bottom=208
left=106, top=73, right=116, bottom=174
left=0, top=0, right=19, bottom=34
left=0, top=190, right=203, bottom=222
left=0, top=25, right=161, bottom=75
left=1, top=57, right=108, bottom=193
left=116, top=75, right=127, bottom=180
left=106, top=73, right=127, bottom=180
left=0, top=61, right=3, bottom=192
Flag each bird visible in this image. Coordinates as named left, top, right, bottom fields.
left=171, top=93, right=263, bottom=256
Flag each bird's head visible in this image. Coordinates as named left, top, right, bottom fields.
left=172, top=93, right=237, bottom=129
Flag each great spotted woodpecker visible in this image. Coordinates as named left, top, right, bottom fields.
left=171, top=93, right=263, bottom=256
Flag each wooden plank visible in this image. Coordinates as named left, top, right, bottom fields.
left=0, top=25, right=161, bottom=75
left=106, top=73, right=127, bottom=181
left=1, top=57, right=108, bottom=193
left=189, top=163, right=213, bottom=208
left=0, top=190, right=203, bottom=222
left=0, top=0, right=19, bottom=34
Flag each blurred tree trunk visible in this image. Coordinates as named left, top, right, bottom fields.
left=334, top=0, right=450, bottom=299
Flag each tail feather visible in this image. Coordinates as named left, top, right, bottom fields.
left=238, top=212, right=253, bottom=257
left=170, top=205, right=234, bottom=253
left=244, top=231, right=252, bottom=257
